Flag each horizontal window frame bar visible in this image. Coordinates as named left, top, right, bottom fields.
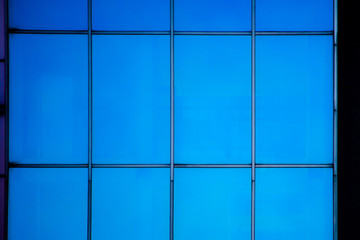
left=8, top=29, right=334, bottom=36
left=9, top=163, right=334, bottom=168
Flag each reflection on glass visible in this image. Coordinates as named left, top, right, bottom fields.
left=256, top=168, right=333, bottom=240
left=175, top=36, right=251, bottom=164
left=256, top=36, right=333, bottom=164
left=175, top=168, right=251, bottom=240
left=9, top=34, right=88, bottom=164
left=8, top=168, right=88, bottom=240
left=92, top=168, right=169, bottom=240
left=92, top=35, right=170, bottom=164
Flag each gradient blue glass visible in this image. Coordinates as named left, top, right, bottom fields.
left=175, top=36, right=251, bottom=164
left=8, top=168, right=88, bottom=240
left=175, top=168, right=251, bottom=240
left=9, top=0, right=87, bottom=30
left=9, top=34, right=88, bottom=164
left=92, top=168, right=169, bottom=240
left=256, top=36, right=333, bottom=164
left=256, top=0, right=333, bottom=31
left=256, top=168, right=333, bottom=240
left=93, top=35, right=170, bottom=164
left=93, top=0, right=169, bottom=30
left=175, top=0, right=251, bottom=31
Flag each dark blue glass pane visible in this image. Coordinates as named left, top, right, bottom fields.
left=92, top=168, right=169, bottom=240
left=8, top=168, right=88, bottom=240
left=256, top=0, right=333, bottom=31
left=175, top=36, right=251, bottom=164
left=256, top=36, right=333, bottom=164
left=93, top=35, right=170, bottom=164
left=9, top=0, right=87, bottom=30
left=92, top=0, right=170, bottom=30
left=9, top=34, right=88, bottom=164
left=175, top=0, right=251, bottom=31
left=256, top=168, right=333, bottom=240
left=175, top=168, right=251, bottom=240
left=0, top=0, right=4, bottom=59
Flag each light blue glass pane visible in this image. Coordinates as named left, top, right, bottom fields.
left=9, top=34, right=88, bottom=164
left=93, top=0, right=169, bottom=30
left=93, top=35, right=170, bottom=164
left=175, top=0, right=251, bottom=31
left=256, top=168, right=333, bottom=240
left=256, top=36, right=333, bottom=164
left=175, top=36, right=251, bottom=164
left=175, top=168, right=251, bottom=240
left=92, top=168, right=169, bottom=240
left=256, top=0, right=333, bottom=31
left=8, top=168, right=88, bottom=240
left=9, top=0, right=87, bottom=30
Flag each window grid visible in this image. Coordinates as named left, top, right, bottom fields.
left=3, top=0, right=338, bottom=240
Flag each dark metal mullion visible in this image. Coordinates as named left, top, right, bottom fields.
left=333, top=0, right=338, bottom=239
left=87, top=0, right=93, bottom=239
left=170, top=0, right=175, bottom=240
left=251, top=0, right=256, bottom=239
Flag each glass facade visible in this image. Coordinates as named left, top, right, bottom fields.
left=1, top=0, right=337, bottom=240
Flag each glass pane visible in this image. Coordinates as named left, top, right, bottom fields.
left=9, top=34, right=88, bottom=164
left=9, top=0, right=87, bottom=30
left=175, top=0, right=251, bottom=31
left=256, top=0, right=333, bottom=31
left=0, top=0, right=4, bottom=59
left=0, top=177, right=4, bottom=236
left=92, top=168, right=169, bottom=240
left=92, top=0, right=170, bottom=31
left=93, top=35, right=170, bottom=164
left=256, top=168, right=333, bottom=240
left=175, top=168, right=251, bottom=240
left=175, top=36, right=251, bottom=164
left=8, top=168, right=88, bottom=240
left=256, top=36, right=333, bottom=164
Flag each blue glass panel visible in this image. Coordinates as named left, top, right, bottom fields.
left=256, top=0, right=333, bottom=31
left=175, top=0, right=251, bottom=31
left=256, top=36, right=333, bottom=164
left=92, top=168, right=169, bottom=240
left=93, top=35, right=170, bottom=164
left=175, top=36, right=251, bottom=164
left=8, top=168, right=88, bottom=240
left=0, top=0, right=4, bottom=59
left=9, top=34, right=88, bottom=164
left=9, top=0, right=87, bottom=30
left=92, top=0, right=170, bottom=30
left=256, top=168, right=333, bottom=240
left=175, top=168, right=251, bottom=240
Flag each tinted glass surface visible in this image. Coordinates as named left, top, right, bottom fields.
left=8, top=168, right=88, bottom=240
left=9, top=34, right=88, bottom=164
left=93, top=0, right=170, bottom=30
left=256, top=36, right=333, bottom=164
left=175, top=0, right=251, bottom=31
left=256, top=168, right=333, bottom=240
left=92, top=168, right=170, bottom=240
left=175, top=168, right=251, bottom=240
left=93, top=35, right=170, bottom=164
left=256, top=0, right=333, bottom=31
left=9, top=0, right=87, bottom=30
left=175, top=36, right=251, bottom=164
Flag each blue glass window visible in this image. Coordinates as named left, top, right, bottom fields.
left=256, top=0, right=333, bottom=31
left=175, top=168, right=251, bottom=240
left=256, top=36, right=333, bottom=164
left=9, top=34, right=88, bottom=164
left=92, top=168, right=169, bottom=240
left=92, top=0, right=170, bottom=31
left=9, top=0, right=87, bottom=30
left=8, top=168, right=88, bottom=240
left=175, top=0, right=251, bottom=31
left=92, top=35, right=170, bottom=164
left=175, top=36, right=251, bottom=164
left=256, top=168, right=333, bottom=240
